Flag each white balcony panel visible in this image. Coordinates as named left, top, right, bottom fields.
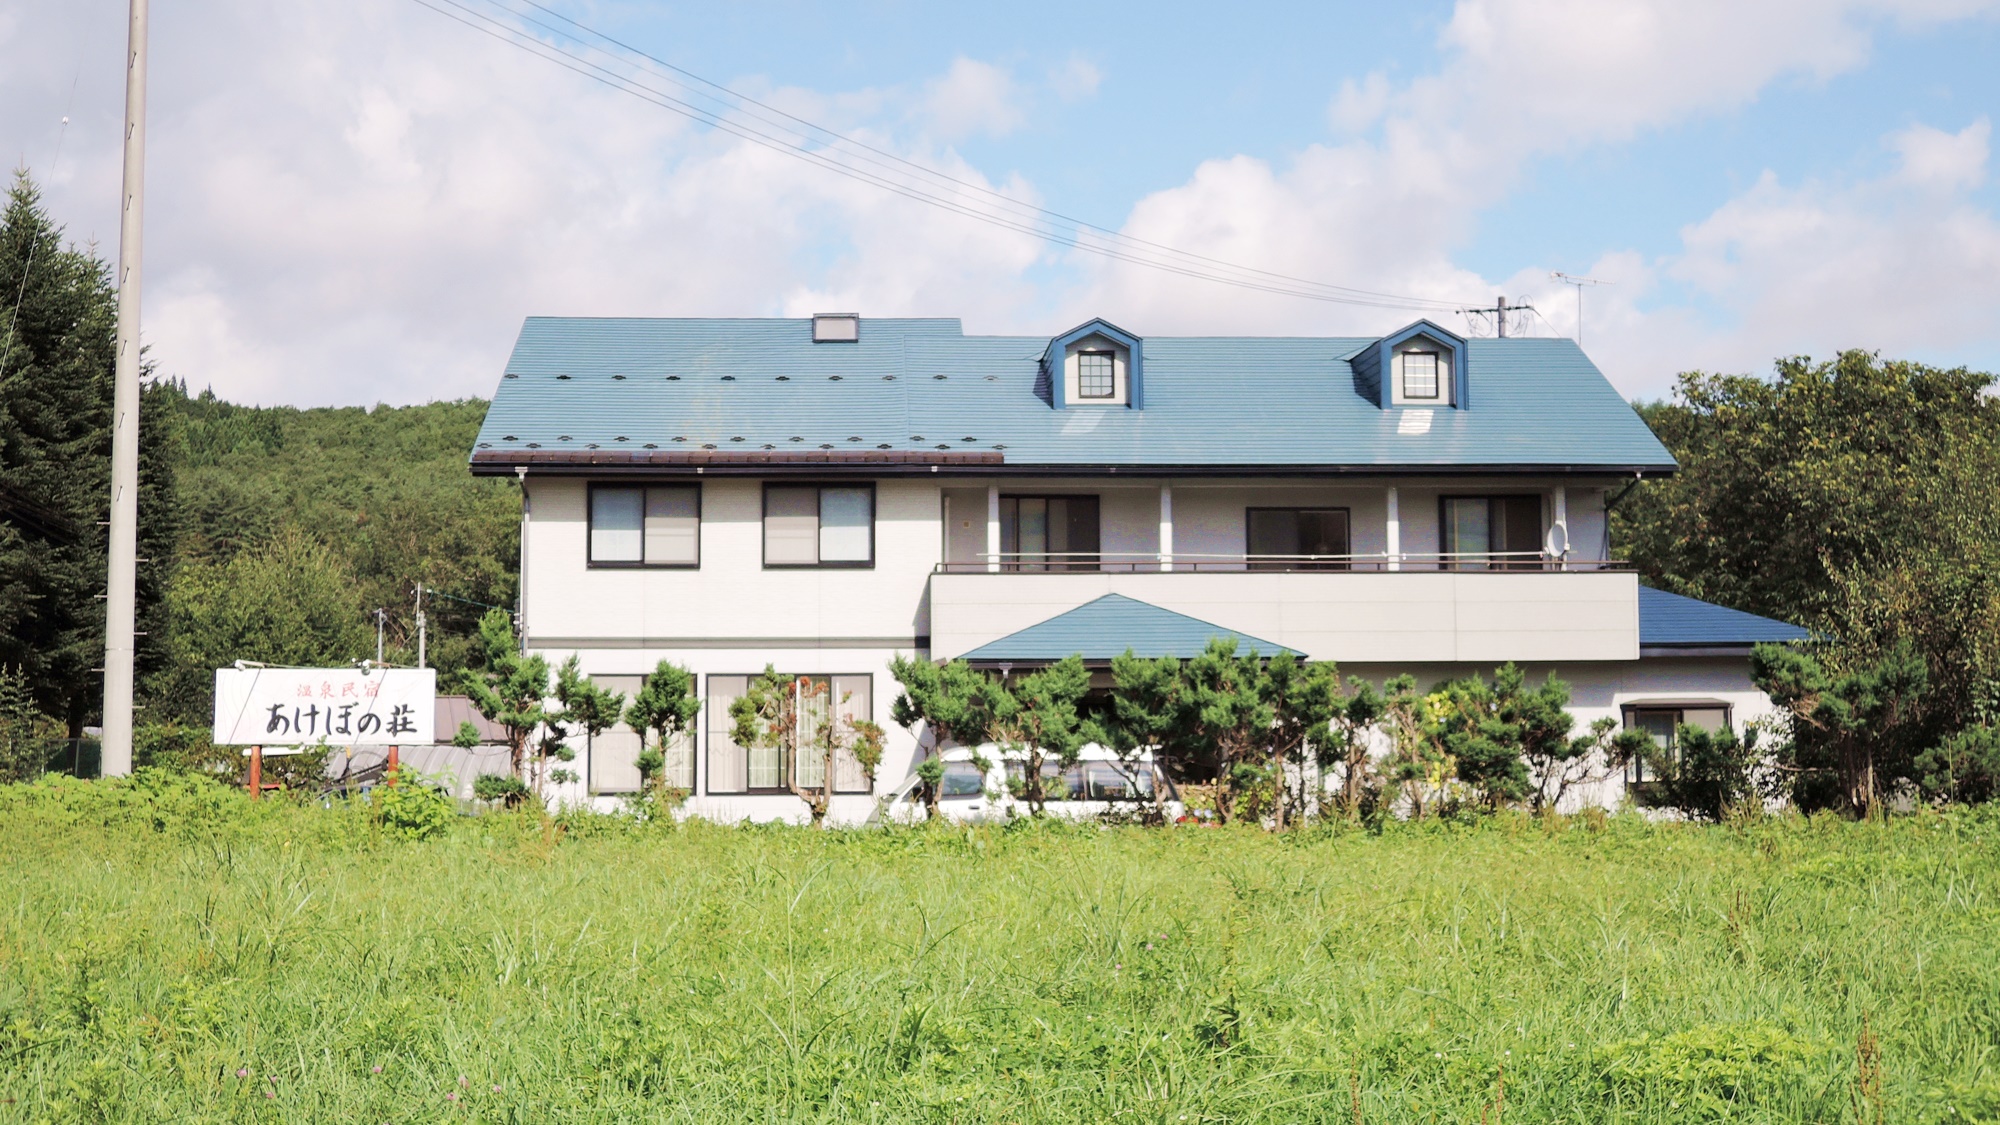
left=928, top=571, right=1639, bottom=664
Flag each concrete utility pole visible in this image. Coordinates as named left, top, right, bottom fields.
left=100, top=0, right=149, bottom=777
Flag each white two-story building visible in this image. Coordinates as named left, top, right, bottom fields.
left=471, top=313, right=1806, bottom=821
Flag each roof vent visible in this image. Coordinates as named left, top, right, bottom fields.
left=812, top=313, right=860, bottom=343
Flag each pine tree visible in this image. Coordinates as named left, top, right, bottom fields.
left=0, top=171, right=178, bottom=737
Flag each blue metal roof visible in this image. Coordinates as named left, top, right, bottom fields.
left=470, top=317, right=1675, bottom=473
left=1638, top=587, right=1810, bottom=648
left=958, top=594, right=1302, bottom=663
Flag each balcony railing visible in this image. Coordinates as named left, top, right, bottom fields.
left=936, top=551, right=1633, bottom=574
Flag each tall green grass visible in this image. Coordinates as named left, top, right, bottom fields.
left=1, top=773, right=1996, bottom=1122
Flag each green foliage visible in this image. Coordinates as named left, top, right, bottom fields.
left=149, top=530, right=376, bottom=723
left=1639, top=724, right=1766, bottom=822
left=473, top=773, right=530, bottom=807
left=151, top=380, right=517, bottom=691
left=623, top=659, right=699, bottom=792
left=990, top=655, right=1094, bottom=815
left=460, top=608, right=550, bottom=780
left=1755, top=640, right=1930, bottom=815
left=0, top=805, right=1991, bottom=1120
left=1596, top=1021, right=1830, bottom=1117
left=0, top=172, right=176, bottom=732
left=0, top=662, right=60, bottom=782
left=130, top=722, right=236, bottom=781
left=377, top=768, right=455, bottom=839
left=731, top=667, right=882, bottom=824
left=450, top=720, right=482, bottom=749
left=1622, top=353, right=2000, bottom=808
left=889, top=654, right=1004, bottom=750
left=1915, top=725, right=2000, bottom=805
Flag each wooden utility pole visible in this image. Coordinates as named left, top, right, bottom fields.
left=100, top=0, right=149, bottom=777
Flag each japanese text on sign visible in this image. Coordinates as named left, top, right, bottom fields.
left=212, top=668, right=436, bottom=746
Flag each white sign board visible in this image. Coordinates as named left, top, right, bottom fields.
left=213, top=668, right=436, bottom=747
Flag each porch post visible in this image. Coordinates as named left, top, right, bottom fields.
left=1552, top=485, right=1569, bottom=568
left=985, top=485, right=1000, bottom=573
left=1385, top=487, right=1401, bottom=571
left=1159, top=483, right=1174, bottom=572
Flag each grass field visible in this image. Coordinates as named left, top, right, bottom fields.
left=1, top=776, right=1997, bottom=1123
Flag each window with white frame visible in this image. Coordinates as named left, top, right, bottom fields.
left=705, top=673, right=873, bottom=795
left=1401, top=351, right=1441, bottom=399
left=763, top=484, right=874, bottom=567
left=589, top=484, right=700, bottom=566
left=1076, top=350, right=1115, bottom=398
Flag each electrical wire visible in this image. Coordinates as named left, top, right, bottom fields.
left=407, top=0, right=1481, bottom=315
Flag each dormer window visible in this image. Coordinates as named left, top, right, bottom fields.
left=1063, top=336, right=1129, bottom=405
left=1402, top=352, right=1440, bottom=399
left=1390, top=338, right=1455, bottom=406
left=1077, top=351, right=1115, bottom=398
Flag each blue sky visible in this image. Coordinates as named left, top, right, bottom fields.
left=3, top=0, right=1998, bottom=406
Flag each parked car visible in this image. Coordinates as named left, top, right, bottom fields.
left=883, top=744, right=1181, bottom=824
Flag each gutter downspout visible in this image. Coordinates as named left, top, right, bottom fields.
left=515, top=466, right=529, bottom=654
left=1601, top=471, right=1644, bottom=562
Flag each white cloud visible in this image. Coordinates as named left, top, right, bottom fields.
left=920, top=57, right=1026, bottom=140
left=1889, top=117, right=1990, bottom=190
left=1072, top=0, right=2000, bottom=396
left=6, top=0, right=2000, bottom=410
left=1049, top=55, right=1104, bottom=103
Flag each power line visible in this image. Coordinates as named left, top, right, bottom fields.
left=407, top=0, right=1479, bottom=315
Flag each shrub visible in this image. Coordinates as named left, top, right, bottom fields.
left=1915, top=726, right=2000, bottom=805
left=377, top=769, right=455, bottom=839
left=1641, top=724, right=1763, bottom=821
left=1597, top=1021, right=1829, bottom=1115
left=474, top=773, right=531, bottom=807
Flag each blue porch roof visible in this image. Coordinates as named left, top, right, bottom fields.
left=958, top=593, right=1301, bottom=664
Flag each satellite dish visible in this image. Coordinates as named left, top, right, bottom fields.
left=1546, top=523, right=1570, bottom=558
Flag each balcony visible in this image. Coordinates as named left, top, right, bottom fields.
left=927, top=552, right=1641, bottom=666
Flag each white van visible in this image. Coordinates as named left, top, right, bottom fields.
left=883, top=744, right=1182, bottom=824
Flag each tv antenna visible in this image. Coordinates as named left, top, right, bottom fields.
left=1459, top=295, right=1535, bottom=339
left=1550, top=272, right=1611, bottom=345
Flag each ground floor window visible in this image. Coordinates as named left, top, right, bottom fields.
left=706, top=673, right=873, bottom=795
left=587, top=674, right=692, bottom=793
left=1621, top=703, right=1732, bottom=786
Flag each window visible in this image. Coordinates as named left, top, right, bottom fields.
left=1077, top=350, right=1115, bottom=398
left=1003, top=759, right=1165, bottom=801
left=1621, top=705, right=1731, bottom=787
left=812, top=313, right=860, bottom=342
left=704, top=673, right=873, bottom=794
left=764, top=484, right=874, bottom=567
left=589, top=485, right=700, bottom=566
left=1441, top=495, right=1543, bottom=570
left=1246, top=508, right=1350, bottom=571
left=1000, top=495, right=1100, bottom=571
left=586, top=674, right=693, bottom=794
left=938, top=761, right=986, bottom=799
left=1402, top=351, right=1441, bottom=399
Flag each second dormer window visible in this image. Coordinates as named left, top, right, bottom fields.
left=1402, top=351, right=1440, bottom=399
left=1077, top=351, right=1115, bottom=398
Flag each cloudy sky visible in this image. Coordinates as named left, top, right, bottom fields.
left=4, top=0, right=1998, bottom=407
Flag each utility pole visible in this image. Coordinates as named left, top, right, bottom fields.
left=1460, top=295, right=1531, bottom=339
left=100, top=0, right=149, bottom=777
left=414, top=583, right=427, bottom=670
left=1550, top=272, right=1610, bottom=346
left=375, top=608, right=386, bottom=664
